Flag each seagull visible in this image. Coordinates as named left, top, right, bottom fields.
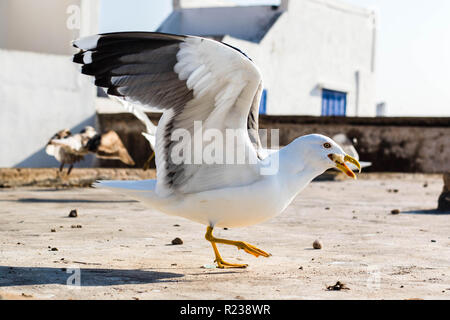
left=46, top=126, right=135, bottom=174
left=45, top=128, right=85, bottom=174
left=73, top=32, right=361, bottom=268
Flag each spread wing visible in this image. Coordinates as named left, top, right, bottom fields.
left=73, top=32, right=264, bottom=197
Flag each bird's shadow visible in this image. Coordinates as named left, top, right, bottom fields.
left=0, top=266, right=184, bottom=287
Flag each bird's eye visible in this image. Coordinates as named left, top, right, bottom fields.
left=323, top=142, right=331, bottom=149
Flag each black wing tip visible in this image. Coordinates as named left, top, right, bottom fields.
left=80, top=64, right=96, bottom=76
left=73, top=52, right=84, bottom=64
left=106, top=86, right=124, bottom=97
left=94, top=77, right=112, bottom=88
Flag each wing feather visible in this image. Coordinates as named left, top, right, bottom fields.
left=73, top=32, right=264, bottom=196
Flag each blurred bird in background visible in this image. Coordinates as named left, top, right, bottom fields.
left=332, top=133, right=372, bottom=170
left=45, top=126, right=135, bottom=174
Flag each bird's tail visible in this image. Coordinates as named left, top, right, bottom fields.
left=93, top=179, right=160, bottom=206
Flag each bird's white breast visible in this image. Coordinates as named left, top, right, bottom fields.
left=154, top=172, right=303, bottom=228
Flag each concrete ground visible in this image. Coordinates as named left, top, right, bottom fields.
left=0, top=173, right=448, bottom=300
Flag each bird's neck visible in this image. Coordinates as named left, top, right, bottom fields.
left=268, top=143, right=325, bottom=202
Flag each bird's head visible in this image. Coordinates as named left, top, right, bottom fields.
left=294, top=134, right=361, bottom=179
left=55, top=129, right=71, bottom=139
left=47, top=129, right=71, bottom=145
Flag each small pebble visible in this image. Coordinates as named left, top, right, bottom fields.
left=173, top=224, right=180, bottom=227
left=326, top=281, right=349, bottom=291
left=51, top=229, right=56, bottom=232
left=391, top=209, right=400, bottom=215
left=223, top=227, right=228, bottom=230
left=71, top=225, right=82, bottom=228
left=68, top=209, right=78, bottom=218
left=431, top=240, right=436, bottom=243
left=171, top=237, right=183, bottom=245
left=50, top=247, right=58, bottom=251
left=313, top=239, right=322, bottom=249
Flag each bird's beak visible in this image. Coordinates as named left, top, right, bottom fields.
left=328, top=154, right=361, bottom=179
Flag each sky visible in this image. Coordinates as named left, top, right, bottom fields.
left=99, top=0, right=172, bottom=32
left=99, top=0, right=450, bottom=116
left=343, top=0, right=450, bottom=116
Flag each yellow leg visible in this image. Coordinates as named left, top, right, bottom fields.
left=205, top=226, right=270, bottom=269
left=210, top=241, right=248, bottom=268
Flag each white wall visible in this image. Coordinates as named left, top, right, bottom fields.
left=0, top=50, right=96, bottom=167
left=223, top=0, right=376, bottom=116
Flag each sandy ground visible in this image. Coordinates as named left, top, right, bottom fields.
left=0, top=173, right=448, bottom=300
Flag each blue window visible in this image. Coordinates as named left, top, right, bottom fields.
left=259, top=89, right=267, bottom=114
left=321, top=89, right=347, bottom=116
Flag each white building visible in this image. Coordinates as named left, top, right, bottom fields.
left=99, top=0, right=377, bottom=117
left=223, top=0, right=377, bottom=116
left=163, top=0, right=377, bottom=116
left=0, top=0, right=376, bottom=167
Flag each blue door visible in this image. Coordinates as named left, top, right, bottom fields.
left=321, top=89, right=347, bottom=116
left=259, top=89, right=267, bottom=114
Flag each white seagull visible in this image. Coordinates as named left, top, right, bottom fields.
left=73, top=32, right=361, bottom=268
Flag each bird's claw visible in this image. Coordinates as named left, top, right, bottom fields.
left=236, top=241, right=271, bottom=258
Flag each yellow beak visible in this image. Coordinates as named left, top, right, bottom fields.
left=328, top=154, right=361, bottom=179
